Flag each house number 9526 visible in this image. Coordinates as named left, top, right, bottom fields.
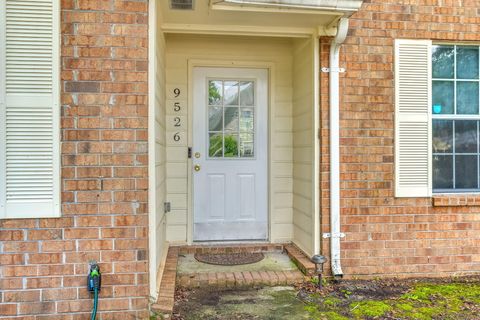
left=173, top=88, right=181, bottom=143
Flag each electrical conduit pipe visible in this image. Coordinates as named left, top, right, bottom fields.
left=329, top=17, right=349, bottom=278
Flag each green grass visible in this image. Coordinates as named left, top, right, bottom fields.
left=350, top=301, right=392, bottom=318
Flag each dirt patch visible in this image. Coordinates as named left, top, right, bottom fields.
left=172, top=286, right=312, bottom=320
left=299, top=277, right=410, bottom=301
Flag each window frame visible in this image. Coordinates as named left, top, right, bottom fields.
left=432, top=44, right=480, bottom=194
left=206, top=77, right=258, bottom=160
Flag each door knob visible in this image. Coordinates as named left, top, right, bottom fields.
left=194, top=164, right=201, bottom=172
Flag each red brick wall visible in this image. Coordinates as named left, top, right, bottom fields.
left=0, top=0, right=150, bottom=318
left=320, top=0, right=480, bottom=277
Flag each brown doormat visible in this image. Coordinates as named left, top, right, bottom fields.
left=194, top=252, right=264, bottom=266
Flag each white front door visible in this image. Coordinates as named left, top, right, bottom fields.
left=193, top=67, right=268, bottom=241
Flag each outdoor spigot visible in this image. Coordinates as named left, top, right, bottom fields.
left=87, top=261, right=101, bottom=292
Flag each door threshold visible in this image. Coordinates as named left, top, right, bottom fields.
left=173, top=242, right=286, bottom=255
left=190, top=240, right=270, bottom=246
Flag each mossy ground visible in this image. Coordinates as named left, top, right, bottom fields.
left=300, top=277, right=480, bottom=320
left=171, top=277, right=480, bottom=320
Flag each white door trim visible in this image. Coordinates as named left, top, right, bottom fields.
left=187, top=60, right=275, bottom=244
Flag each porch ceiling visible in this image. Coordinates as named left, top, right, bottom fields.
left=160, top=0, right=364, bottom=37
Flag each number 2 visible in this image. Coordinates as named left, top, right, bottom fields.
left=174, top=117, right=181, bottom=127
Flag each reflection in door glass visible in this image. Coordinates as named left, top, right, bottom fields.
left=240, top=81, right=254, bottom=106
left=240, top=108, right=254, bottom=132
left=209, top=106, right=223, bottom=131
left=224, top=134, right=238, bottom=157
left=240, top=133, right=254, bottom=157
left=224, top=81, right=239, bottom=105
left=224, top=107, right=239, bottom=132
left=208, top=81, right=222, bottom=105
left=209, top=133, right=223, bottom=157
left=207, top=79, right=255, bottom=158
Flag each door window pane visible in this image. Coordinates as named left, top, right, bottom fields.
left=240, top=81, right=254, bottom=106
left=240, top=133, right=254, bottom=157
left=209, top=106, right=223, bottom=131
left=432, top=81, right=454, bottom=114
left=432, top=46, right=454, bottom=79
left=224, top=81, right=239, bottom=106
left=209, top=81, right=222, bottom=105
left=240, top=108, right=254, bottom=132
left=456, top=82, right=479, bottom=114
left=457, top=47, right=479, bottom=79
left=224, top=134, right=238, bottom=157
left=224, top=107, right=239, bottom=132
left=209, top=133, right=223, bottom=157
left=455, top=155, right=478, bottom=189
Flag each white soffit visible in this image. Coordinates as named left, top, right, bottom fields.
left=161, top=0, right=364, bottom=37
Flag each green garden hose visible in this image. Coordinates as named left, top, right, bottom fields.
left=88, top=262, right=101, bottom=320
left=91, top=287, right=98, bottom=320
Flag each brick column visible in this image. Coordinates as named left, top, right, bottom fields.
left=0, top=0, right=150, bottom=318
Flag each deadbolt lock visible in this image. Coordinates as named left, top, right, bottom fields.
left=194, top=164, right=201, bottom=172
left=194, top=152, right=201, bottom=158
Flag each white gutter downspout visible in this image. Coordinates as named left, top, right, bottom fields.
left=328, top=17, right=349, bottom=278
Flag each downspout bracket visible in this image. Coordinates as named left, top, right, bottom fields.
left=322, top=232, right=345, bottom=239
left=321, top=67, right=345, bottom=73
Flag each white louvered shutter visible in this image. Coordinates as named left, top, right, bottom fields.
left=0, top=0, right=60, bottom=218
left=394, top=39, right=432, bottom=198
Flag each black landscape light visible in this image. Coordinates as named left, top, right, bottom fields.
left=311, top=255, right=327, bottom=289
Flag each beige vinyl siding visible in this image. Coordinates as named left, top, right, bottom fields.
left=149, top=1, right=167, bottom=297
left=164, top=34, right=294, bottom=243
left=292, top=38, right=315, bottom=256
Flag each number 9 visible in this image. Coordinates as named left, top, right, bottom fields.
left=174, top=88, right=180, bottom=98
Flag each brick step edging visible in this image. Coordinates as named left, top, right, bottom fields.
left=284, top=244, right=316, bottom=276
left=177, top=270, right=305, bottom=288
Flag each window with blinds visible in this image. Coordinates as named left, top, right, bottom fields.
left=0, top=0, right=60, bottom=218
